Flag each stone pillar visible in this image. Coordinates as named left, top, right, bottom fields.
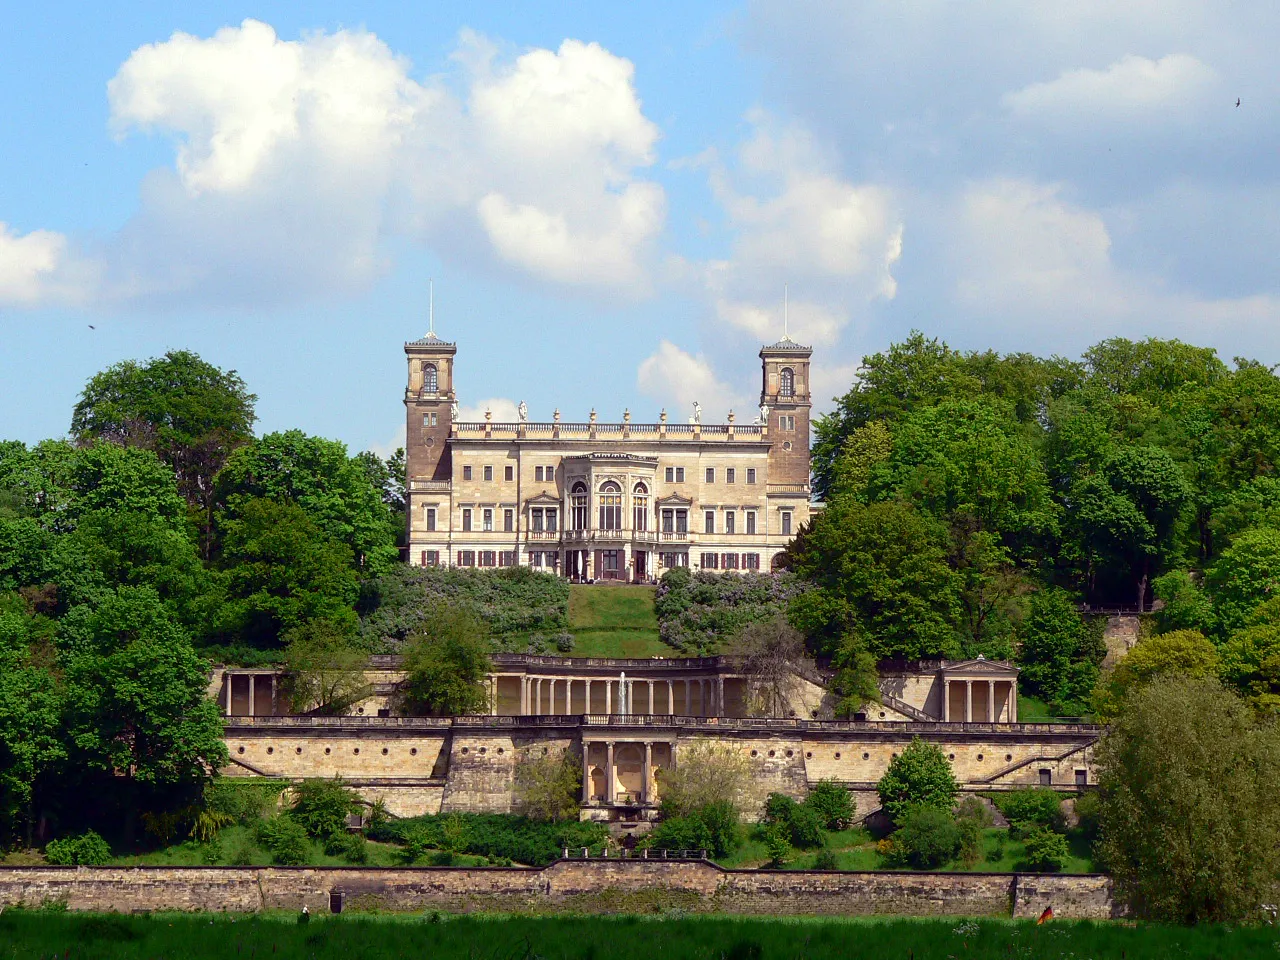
left=606, top=681, right=612, bottom=716
left=582, top=746, right=592, bottom=803
left=1011, top=680, right=1018, bottom=722
left=271, top=675, right=278, bottom=717
left=667, top=680, right=674, bottom=715
left=716, top=677, right=725, bottom=717
left=965, top=680, right=972, bottom=723
left=943, top=679, right=950, bottom=722
left=248, top=675, right=256, bottom=718
left=586, top=679, right=593, bottom=715
left=684, top=679, right=691, bottom=716
left=643, top=742, right=652, bottom=804
left=987, top=680, right=995, bottom=723
left=549, top=679, right=556, bottom=715
left=566, top=679, right=573, bottom=716
left=490, top=677, right=498, bottom=716
left=224, top=672, right=232, bottom=716
left=606, top=742, right=615, bottom=803
left=648, top=681, right=654, bottom=715
left=536, top=678, right=543, bottom=715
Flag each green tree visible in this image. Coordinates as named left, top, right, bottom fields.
left=803, top=780, right=855, bottom=830
left=399, top=606, right=491, bottom=715
left=1150, top=570, right=1212, bottom=634
left=71, top=351, right=257, bottom=547
left=1083, top=337, right=1227, bottom=401
left=1017, top=588, right=1102, bottom=710
left=1217, top=624, right=1280, bottom=711
left=876, top=738, right=959, bottom=825
left=828, top=420, right=893, bottom=502
left=289, top=778, right=360, bottom=840
left=60, top=587, right=228, bottom=833
left=514, top=746, right=582, bottom=821
left=656, top=740, right=747, bottom=818
left=1093, top=629, right=1220, bottom=722
left=1205, top=526, right=1280, bottom=635
left=280, top=619, right=372, bottom=715
left=892, top=804, right=961, bottom=868
left=827, top=632, right=882, bottom=718
left=1095, top=676, right=1280, bottom=923
left=1022, top=828, right=1069, bottom=872
left=216, top=497, right=359, bottom=647
left=215, top=431, right=399, bottom=575
left=789, top=499, right=960, bottom=659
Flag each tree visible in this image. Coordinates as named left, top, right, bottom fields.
left=399, top=606, right=491, bottom=715
left=60, top=587, right=228, bottom=834
left=1217, top=624, right=1280, bottom=711
left=892, top=805, right=961, bottom=868
left=804, top=780, right=855, bottom=830
left=215, top=431, right=399, bottom=575
left=280, top=620, right=372, bottom=716
left=827, top=420, right=893, bottom=502
left=514, top=746, right=582, bottom=821
left=216, top=497, right=359, bottom=647
left=1093, top=629, right=1220, bottom=722
left=1017, top=588, right=1103, bottom=710
left=656, top=739, right=747, bottom=818
left=1150, top=570, right=1212, bottom=634
left=1084, top=337, right=1226, bottom=401
left=1205, top=526, right=1280, bottom=635
left=289, top=778, right=360, bottom=840
left=789, top=499, right=961, bottom=659
left=733, top=616, right=808, bottom=717
left=826, top=632, right=881, bottom=719
left=71, top=351, right=257, bottom=549
left=1095, top=676, right=1280, bottom=923
left=876, top=738, right=959, bottom=825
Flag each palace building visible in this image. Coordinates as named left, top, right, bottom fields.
left=403, top=333, right=815, bottom=580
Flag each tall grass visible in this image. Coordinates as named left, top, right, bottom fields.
left=0, top=912, right=1273, bottom=959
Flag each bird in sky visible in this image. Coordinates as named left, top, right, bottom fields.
left=88, top=324, right=95, bottom=330
left=1237, top=98, right=1242, bottom=107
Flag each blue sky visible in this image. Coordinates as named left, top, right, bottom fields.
left=3, top=1, right=1278, bottom=455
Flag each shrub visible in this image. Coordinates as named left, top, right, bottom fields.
left=1022, top=828, right=1069, bottom=872
left=204, top=779, right=285, bottom=825
left=336, top=832, right=368, bottom=864
left=376, top=813, right=607, bottom=867
left=649, top=814, right=713, bottom=856
left=399, top=607, right=492, bottom=716
left=804, top=780, right=855, bottom=830
left=988, top=789, right=1064, bottom=833
left=955, top=796, right=993, bottom=829
left=764, top=826, right=790, bottom=867
left=290, top=778, right=359, bottom=840
left=257, top=815, right=310, bottom=866
left=812, top=847, right=838, bottom=870
left=895, top=806, right=960, bottom=869
left=876, top=738, right=959, bottom=825
left=45, top=831, right=111, bottom=866
left=655, top=569, right=808, bottom=654
left=514, top=748, right=581, bottom=822
left=762, top=793, right=824, bottom=849
left=1072, top=791, right=1101, bottom=848
left=555, top=633, right=575, bottom=653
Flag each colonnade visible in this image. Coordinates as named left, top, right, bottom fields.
left=581, top=740, right=669, bottom=805
left=223, top=672, right=280, bottom=718
left=942, top=678, right=1017, bottom=723
left=493, top=674, right=726, bottom=717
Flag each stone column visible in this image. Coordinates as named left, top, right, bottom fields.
left=248, top=675, right=256, bottom=718
left=943, top=679, right=950, bottom=722
left=643, top=742, right=653, bottom=804
left=716, top=677, right=725, bottom=717
left=549, top=679, right=556, bottom=715
left=271, top=675, right=278, bottom=717
left=582, top=746, right=592, bottom=803
left=606, top=681, right=612, bottom=716
left=224, top=672, right=232, bottom=716
left=535, top=679, right=543, bottom=715
left=606, top=742, right=615, bottom=803
left=965, top=680, right=972, bottom=723
left=987, top=680, right=995, bottom=723
left=684, top=679, right=691, bottom=716
left=566, top=679, right=573, bottom=716
left=648, top=681, right=655, bottom=715
left=1011, top=680, right=1018, bottom=722
left=490, top=677, right=498, bottom=716
left=586, top=679, right=593, bottom=715
left=667, top=680, right=674, bottom=715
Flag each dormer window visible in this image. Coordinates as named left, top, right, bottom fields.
left=423, top=363, right=438, bottom=394
left=779, top=367, right=794, bottom=398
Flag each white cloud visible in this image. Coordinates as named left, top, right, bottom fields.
left=7, top=20, right=667, bottom=309
left=1003, top=54, right=1219, bottom=123
left=0, top=223, right=69, bottom=305
left=457, top=397, right=520, bottom=423
left=699, top=115, right=903, bottom=347
left=637, top=341, right=750, bottom=422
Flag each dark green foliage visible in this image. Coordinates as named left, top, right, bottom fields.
left=1022, top=828, right=1069, bottom=872
left=811, top=847, right=838, bottom=870
left=369, top=812, right=608, bottom=866
left=803, top=780, right=855, bottom=830
left=1017, top=588, right=1104, bottom=711
left=203, top=780, right=285, bottom=825
left=1097, top=676, right=1280, bottom=923
left=399, top=606, right=492, bottom=716
left=892, top=805, right=960, bottom=869
left=358, top=564, right=569, bottom=648
left=987, top=789, right=1065, bottom=834
left=1071, top=791, right=1102, bottom=850
left=43, top=830, right=111, bottom=865
left=648, top=801, right=741, bottom=859
left=876, top=738, right=959, bottom=824
left=256, top=815, right=310, bottom=866
left=762, top=824, right=789, bottom=866
left=655, top=569, right=808, bottom=655
left=760, top=793, right=823, bottom=849
left=288, top=779, right=359, bottom=841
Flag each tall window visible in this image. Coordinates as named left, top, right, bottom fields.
left=676, top=509, right=688, bottom=533
left=535, top=466, right=544, bottom=482
left=571, top=482, right=588, bottom=530
left=423, top=363, right=437, bottom=393
left=781, top=511, right=792, bottom=536
left=599, top=481, right=622, bottom=530
left=779, top=367, right=794, bottom=397
left=676, top=467, right=685, bottom=482
left=726, top=468, right=735, bottom=484
left=483, top=465, right=493, bottom=482
left=746, top=511, right=756, bottom=535
left=463, top=465, right=473, bottom=480
left=546, top=508, right=558, bottom=532
left=700, top=552, right=719, bottom=569
left=747, top=468, right=756, bottom=484
left=705, top=467, right=715, bottom=483
left=462, top=508, right=472, bottom=532
left=425, top=507, right=437, bottom=532
left=504, top=465, right=514, bottom=481
left=704, top=510, right=715, bottom=534
left=725, top=510, right=735, bottom=534
left=532, top=508, right=544, bottom=532
left=662, top=509, right=674, bottom=532
left=483, top=508, right=493, bottom=532
left=633, top=482, right=649, bottom=531
left=503, top=509, right=514, bottom=532
left=665, top=466, right=674, bottom=482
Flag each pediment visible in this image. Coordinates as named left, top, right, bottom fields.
left=524, top=492, right=562, bottom=506
left=656, top=493, right=693, bottom=507
left=940, top=658, right=1019, bottom=677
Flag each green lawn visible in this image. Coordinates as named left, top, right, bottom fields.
left=1, top=912, right=1273, bottom=959
left=1016, top=694, right=1092, bottom=723
left=566, top=585, right=684, bottom=658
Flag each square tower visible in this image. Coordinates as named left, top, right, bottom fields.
left=405, top=334, right=457, bottom=487
left=759, top=337, right=813, bottom=490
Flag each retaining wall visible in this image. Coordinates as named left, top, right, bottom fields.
left=0, top=861, right=1117, bottom=919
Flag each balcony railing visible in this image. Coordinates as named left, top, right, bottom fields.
left=660, top=531, right=689, bottom=542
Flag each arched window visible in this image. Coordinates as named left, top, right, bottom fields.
left=571, top=482, right=588, bottom=530
left=779, top=367, right=794, bottom=398
left=632, top=482, right=649, bottom=532
left=422, top=363, right=438, bottom=394
left=599, top=481, right=622, bottom=530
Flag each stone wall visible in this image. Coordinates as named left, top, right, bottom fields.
left=0, top=861, right=1118, bottom=919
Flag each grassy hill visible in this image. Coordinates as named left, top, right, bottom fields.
left=565, top=585, right=680, bottom=658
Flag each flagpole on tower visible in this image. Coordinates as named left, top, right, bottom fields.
left=784, top=284, right=789, bottom=339
left=429, top=279, right=434, bottom=336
